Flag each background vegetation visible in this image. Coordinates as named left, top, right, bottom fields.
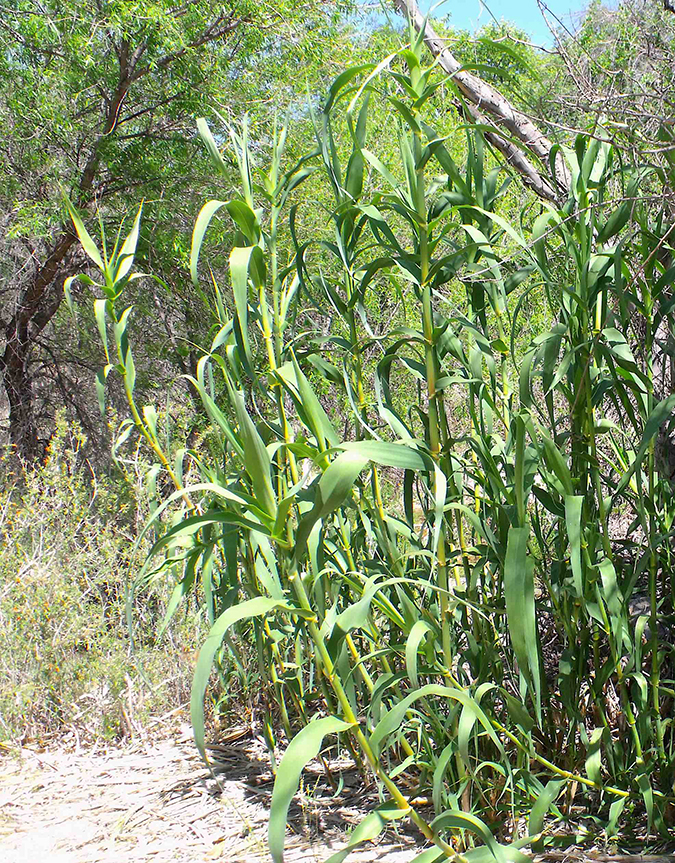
left=4, top=0, right=675, bottom=859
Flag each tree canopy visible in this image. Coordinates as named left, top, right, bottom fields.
left=0, top=0, right=351, bottom=457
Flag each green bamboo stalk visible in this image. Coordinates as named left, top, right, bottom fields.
left=640, top=263, right=667, bottom=764
left=287, top=562, right=458, bottom=857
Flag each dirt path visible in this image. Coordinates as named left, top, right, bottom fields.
left=0, top=726, right=423, bottom=863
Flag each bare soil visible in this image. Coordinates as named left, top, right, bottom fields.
left=0, top=724, right=423, bottom=863
left=5, top=726, right=674, bottom=863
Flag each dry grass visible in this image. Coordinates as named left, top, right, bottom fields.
left=0, top=417, right=208, bottom=745
left=0, top=720, right=425, bottom=863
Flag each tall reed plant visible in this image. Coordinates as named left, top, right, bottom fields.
left=69, top=24, right=675, bottom=860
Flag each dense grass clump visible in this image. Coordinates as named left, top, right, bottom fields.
left=0, top=417, right=208, bottom=743
left=69, top=27, right=675, bottom=863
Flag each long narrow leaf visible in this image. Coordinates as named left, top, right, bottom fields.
left=269, top=716, right=356, bottom=863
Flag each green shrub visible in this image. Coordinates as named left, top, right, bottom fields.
left=0, top=416, right=208, bottom=742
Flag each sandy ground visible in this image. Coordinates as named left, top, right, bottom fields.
left=0, top=726, right=424, bottom=863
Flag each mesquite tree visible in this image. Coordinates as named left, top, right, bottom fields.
left=0, top=0, right=344, bottom=459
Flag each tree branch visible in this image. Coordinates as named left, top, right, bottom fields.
left=464, top=101, right=561, bottom=201
left=130, top=14, right=247, bottom=82
left=393, top=0, right=570, bottom=200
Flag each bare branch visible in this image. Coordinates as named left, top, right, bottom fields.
left=464, top=102, right=560, bottom=201
left=393, top=0, right=571, bottom=199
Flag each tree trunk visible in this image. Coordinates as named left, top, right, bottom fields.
left=1, top=230, right=77, bottom=459
left=3, top=337, right=40, bottom=461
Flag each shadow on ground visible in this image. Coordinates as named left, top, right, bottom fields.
left=0, top=724, right=424, bottom=863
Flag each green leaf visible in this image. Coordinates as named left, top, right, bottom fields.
left=409, top=850, right=446, bottom=863
left=606, top=797, right=626, bottom=839
left=269, top=716, right=356, bottom=863
left=432, top=740, right=457, bottom=814
left=123, top=342, right=136, bottom=395
left=362, top=149, right=400, bottom=192
left=462, top=846, right=529, bottom=863
left=67, top=199, right=104, bottom=270
left=230, top=245, right=260, bottom=365
left=541, top=435, right=573, bottom=496
left=614, top=393, right=675, bottom=498
left=458, top=682, right=495, bottom=770
left=149, top=511, right=269, bottom=555
left=597, top=202, right=631, bottom=244
left=196, top=117, right=229, bottom=176
left=636, top=769, right=654, bottom=834
left=431, top=810, right=506, bottom=863
left=274, top=358, right=339, bottom=449
left=596, top=558, right=624, bottom=648
left=345, top=149, right=364, bottom=200
left=585, top=727, right=604, bottom=785
left=336, top=440, right=430, bottom=471
left=232, top=390, right=277, bottom=518
left=115, top=203, right=143, bottom=282
left=63, top=273, right=94, bottom=318
left=564, top=495, right=584, bottom=597
left=191, top=597, right=291, bottom=761
left=334, top=441, right=444, bottom=554
left=93, top=299, right=110, bottom=361
left=188, top=362, right=245, bottom=459
left=528, top=780, right=564, bottom=852
left=504, top=527, right=541, bottom=716
left=142, top=404, right=159, bottom=442
left=501, top=691, right=534, bottom=733
left=351, top=93, right=369, bottom=149
left=226, top=200, right=261, bottom=244
left=323, top=802, right=409, bottom=863
left=369, top=684, right=502, bottom=758
left=470, top=207, right=530, bottom=250
left=295, top=451, right=368, bottom=554
left=324, top=64, right=374, bottom=112
left=347, top=52, right=397, bottom=115
left=95, top=365, right=111, bottom=414
left=405, top=620, right=436, bottom=688
left=158, top=553, right=198, bottom=639
left=191, top=199, right=228, bottom=286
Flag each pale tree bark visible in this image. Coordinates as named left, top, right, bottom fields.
left=393, top=0, right=571, bottom=201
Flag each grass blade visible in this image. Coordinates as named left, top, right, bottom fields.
left=269, top=716, right=356, bottom=863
